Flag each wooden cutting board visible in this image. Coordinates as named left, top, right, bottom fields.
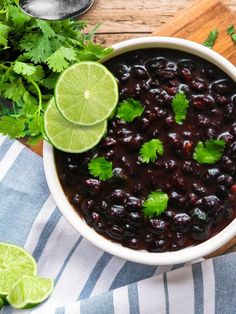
left=152, top=0, right=236, bottom=64
left=26, top=0, right=236, bottom=256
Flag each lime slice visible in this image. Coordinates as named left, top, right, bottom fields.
left=0, top=298, right=4, bottom=309
left=44, top=98, right=107, bottom=153
left=7, top=275, right=54, bottom=309
left=55, top=61, right=119, bottom=126
left=0, top=243, right=37, bottom=297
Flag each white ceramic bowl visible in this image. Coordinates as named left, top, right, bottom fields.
left=43, top=37, right=236, bottom=265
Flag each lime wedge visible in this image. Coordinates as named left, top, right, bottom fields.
left=44, top=98, right=107, bottom=153
left=55, top=61, right=119, bottom=126
left=7, top=275, right=54, bottom=309
left=0, top=243, right=37, bottom=297
left=0, top=298, right=4, bottom=309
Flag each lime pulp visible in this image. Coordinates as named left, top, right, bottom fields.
left=7, top=275, right=54, bottom=310
left=0, top=243, right=37, bottom=297
left=44, top=98, right=107, bottom=153
left=55, top=61, right=119, bottom=126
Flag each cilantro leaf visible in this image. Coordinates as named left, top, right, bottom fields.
left=28, top=116, right=44, bottom=137
left=232, top=34, right=236, bottom=43
left=36, top=20, right=56, bottom=38
left=203, top=29, right=218, bottom=48
left=0, top=116, right=26, bottom=138
left=21, top=35, right=55, bottom=64
left=0, top=22, right=9, bottom=47
left=193, top=140, right=226, bottom=164
left=140, top=139, right=164, bottom=163
left=30, top=65, right=44, bottom=82
left=227, top=25, right=235, bottom=35
left=171, top=92, right=189, bottom=124
left=3, top=79, right=26, bottom=102
left=142, top=191, right=169, bottom=218
left=76, top=43, right=113, bottom=61
left=117, top=98, right=144, bottom=122
left=8, top=4, right=30, bottom=28
left=13, top=62, right=36, bottom=76
left=88, top=157, right=113, bottom=181
left=46, top=47, right=76, bottom=73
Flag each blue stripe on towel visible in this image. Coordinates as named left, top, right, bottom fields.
left=163, top=273, right=169, bottom=314
left=0, top=184, right=49, bottom=246
left=1, top=306, right=13, bottom=314
left=55, top=236, right=83, bottom=285
left=0, top=149, right=50, bottom=246
left=192, top=263, right=204, bottom=314
left=213, top=253, right=236, bottom=314
left=55, top=307, right=65, bottom=314
left=128, top=283, right=140, bottom=314
left=2, top=148, right=48, bottom=198
left=79, top=252, right=113, bottom=300
left=0, top=138, right=12, bottom=162
left=110, top=261, right=157, bottom=290
left=33, top=208, right=62, bottom=262
left=80, top=290, right=114, bottom=314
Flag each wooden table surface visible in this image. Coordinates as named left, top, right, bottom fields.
left=84, top=0, right=236, bottom=46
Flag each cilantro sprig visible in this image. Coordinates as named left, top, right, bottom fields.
left=227, top=25, right=236, bottom=43
left=171, top=92, right=189, bottom=124
left=0, top=1, right=112, bottom=143
left=140, top=139, right=164, bottom=163
left=142, top=191, right=169, bottom=218
left=193, top=139, right=226, bottom=165
left=88, top=157, right=113, bottom=181
left=203, top=29, right=218, bottom=48
left=117, top=98, right=144, bottom=122
left=227, top=25, right=235, bottom=35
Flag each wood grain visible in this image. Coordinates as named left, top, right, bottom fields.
left=83, top=0, right=236, bottom=47
left=152, top=0, right=236, bottom=64
left=25, top=0, right=236, bottom=255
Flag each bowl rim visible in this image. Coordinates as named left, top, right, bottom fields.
left=43, top=36, right=236, bottom=265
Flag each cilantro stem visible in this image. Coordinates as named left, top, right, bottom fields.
left=0, top=64, right=9, bottom=71
left=29, top=79, right=43, bottom=115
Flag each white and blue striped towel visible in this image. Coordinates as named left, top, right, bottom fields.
left=0, top=134, right=235, bottom=314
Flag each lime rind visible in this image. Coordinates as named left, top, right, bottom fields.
left=0, top=243, right=37, bottom=296
left=44, top=98, right=107, bottom=153
left=6, top=275, right=54, bottom=310
left=55, top=61, right=119, bottom=126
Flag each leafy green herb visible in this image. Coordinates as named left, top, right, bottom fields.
left=226, top=25, right=236, bottom=42
left=88, top=157, right=113, bottom=181
left=140, top=139, right=164, bottom=163
left=203, top=29, right=218, bottom=48
left=193, top=139, right=226, bottom=164
left=0, top=0, right=112, bottom=142
left=117, top=98, right=144, bottom=122
left=227, top=25, right=235, bottom=35
left=142, top=191, right=169, bottom=218
left=232, top=34, right=236, bottom=42
left=171, top=92, right=189, bottom=124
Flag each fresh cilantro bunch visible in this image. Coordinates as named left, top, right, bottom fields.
left=0, top=0, right=112, bottom=143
